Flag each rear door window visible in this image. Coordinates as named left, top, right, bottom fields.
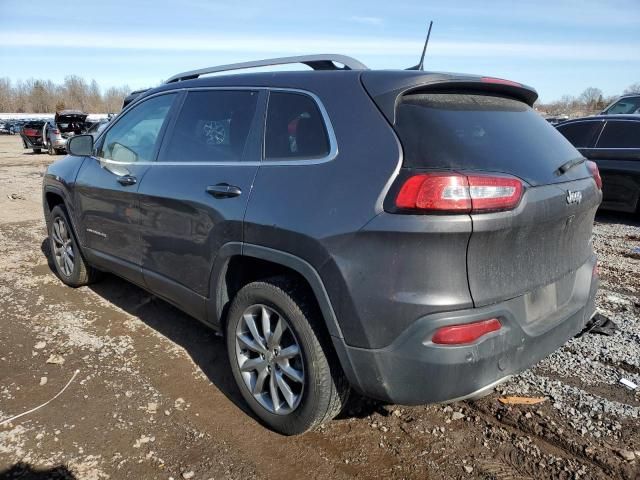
left=265, top=92, right=330, bottom=160
left=596, top=121, right=640, bottom=148
left=395, top=93, right=584, bottom=186
left=160, top=90, right=259, bottom=163
left=556, top=121, right=603, bottom=148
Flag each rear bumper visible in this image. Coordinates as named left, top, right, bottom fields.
left=333, top=257, right=598, bottom=404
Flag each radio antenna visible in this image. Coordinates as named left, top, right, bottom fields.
left=408, top=21, right=433, bottom=71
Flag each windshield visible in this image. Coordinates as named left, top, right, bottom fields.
left=604, top=96, right=640, bottom=114
left=395, top=93, right=585, bottom=186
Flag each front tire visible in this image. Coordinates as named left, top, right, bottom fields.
left=33, top=148, right=41, bottom=154
left=48, top=205, right=101, bottom=287
left=226, top=277, right=349, bottom=435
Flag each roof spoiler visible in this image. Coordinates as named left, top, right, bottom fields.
left=362, top=73, right=539, bottom=125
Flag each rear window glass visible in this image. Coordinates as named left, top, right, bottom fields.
left=395, top=93, right=581, bottom=183
left=265, top=92, right=329, bottom=160
left=556, top=121, right=602, bottom=148
left=596, top=121, right=640, bottom=148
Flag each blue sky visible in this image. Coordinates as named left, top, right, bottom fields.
left=1, top=0, right=639, bottom=102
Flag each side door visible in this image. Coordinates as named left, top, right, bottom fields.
left=74, top=92, right=178, bottom=284
left=136, top=89, right=264, bottom=321
left=590, top=120, right=640, bottom=211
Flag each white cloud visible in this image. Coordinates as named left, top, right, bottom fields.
left=349, top=16, right=383, bottom=26
left=1, top=31, right=638, bottom=62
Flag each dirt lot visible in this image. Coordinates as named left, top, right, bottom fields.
left=0, top=134, right=638, bottom=480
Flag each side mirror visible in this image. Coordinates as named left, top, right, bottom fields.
left=67, top=134, right=94, bottom=156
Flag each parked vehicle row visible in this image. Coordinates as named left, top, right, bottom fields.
left=43, top=54, right=602, bottom=435
left=0, top=120, right=23, bottom=135
left=16, top=112, right=110, bottom=154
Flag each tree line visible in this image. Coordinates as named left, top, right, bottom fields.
left=536, top=83, right=640, bottom=116
left=0, top=76, right=639, bottom=117
left=0, top=76, right=132, bottom=114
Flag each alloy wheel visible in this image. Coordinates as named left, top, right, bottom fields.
left=51, top=217, right=75, bottom=277
left=235, top=304, right=305, bottom=415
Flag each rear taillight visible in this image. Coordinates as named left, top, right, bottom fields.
left=394, top=173, right=523, bottom=214
left=396, top=173, right=471, bottom=212
left=432, top=318, right=502, bottom=345
left=586, top=161, right=602, bottom=189
left=52, top=129, right=60, bottom=135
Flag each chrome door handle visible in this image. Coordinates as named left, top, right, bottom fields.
left=206, top=184, right=242, bottom=198
left=117, top=175, right=137, bottom=186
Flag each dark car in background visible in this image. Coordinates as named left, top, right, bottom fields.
left=20, top=120, right=47, bottom=153
left=556, top=115, right=640, bottom=213
left=601, top=94, right=640, bottom=115
left=86, top=119, right=110, bottom=139
left=42, top=54, right=601, bottom=434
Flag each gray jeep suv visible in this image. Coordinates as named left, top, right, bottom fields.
left=42, top=55, right=601, bottom=435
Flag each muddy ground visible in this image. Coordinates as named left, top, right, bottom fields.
left=0, top=134, right=638, bottom=480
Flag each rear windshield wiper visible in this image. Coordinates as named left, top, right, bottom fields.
left=556, top=157, right=585, bottom=175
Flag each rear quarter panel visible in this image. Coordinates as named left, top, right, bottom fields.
left=244, top=75, right=407, bottom=347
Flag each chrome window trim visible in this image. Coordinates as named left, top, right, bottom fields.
left=583, top=147, right=640, bottom=151
left=96, top=86, right=338, bottom=167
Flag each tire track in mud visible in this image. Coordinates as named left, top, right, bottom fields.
left=464, top=399, right=631, bottom=479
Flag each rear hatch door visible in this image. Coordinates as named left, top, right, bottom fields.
left=368, top=82, right=600, bottom=309
left=55, top=110, right=89, bottom=138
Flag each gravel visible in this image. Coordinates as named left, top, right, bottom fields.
left=498, top=214, right=640, bottom=441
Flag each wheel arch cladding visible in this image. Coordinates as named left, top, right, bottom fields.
left=210, top=243, right=344, bottom=340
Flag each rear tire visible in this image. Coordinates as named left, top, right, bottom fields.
left=48, top=205, right=101, bottom=287
left=48, top=143, right=54, bottom=155
left=226, top=276, right=349, bottom=435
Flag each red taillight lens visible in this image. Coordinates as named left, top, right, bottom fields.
left=396, top=173, right=471, bottom=212
left=395, top=173, right=523, bottom=213
left=586, top=161, right=602, bottom=189
left=432, top=318, right=502, bottom=345
left=52, top=129, right=60, bottom=135
left=467, top=175, right=523, bottom=212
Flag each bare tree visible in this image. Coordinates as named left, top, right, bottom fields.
left=623, top=82, right=640, bottom=94
left=103, top=86, right=131, bottom=113
left=578, top=87, right=605, bottom=112
left=0, top=77, right=13, bottom=111
left=0, top=76, right=132, bottom=113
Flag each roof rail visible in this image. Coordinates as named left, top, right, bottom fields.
left=165, top=54, right=368, bottom=84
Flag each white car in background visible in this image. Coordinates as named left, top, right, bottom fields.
left=43, top=110, right=89, bottom=155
